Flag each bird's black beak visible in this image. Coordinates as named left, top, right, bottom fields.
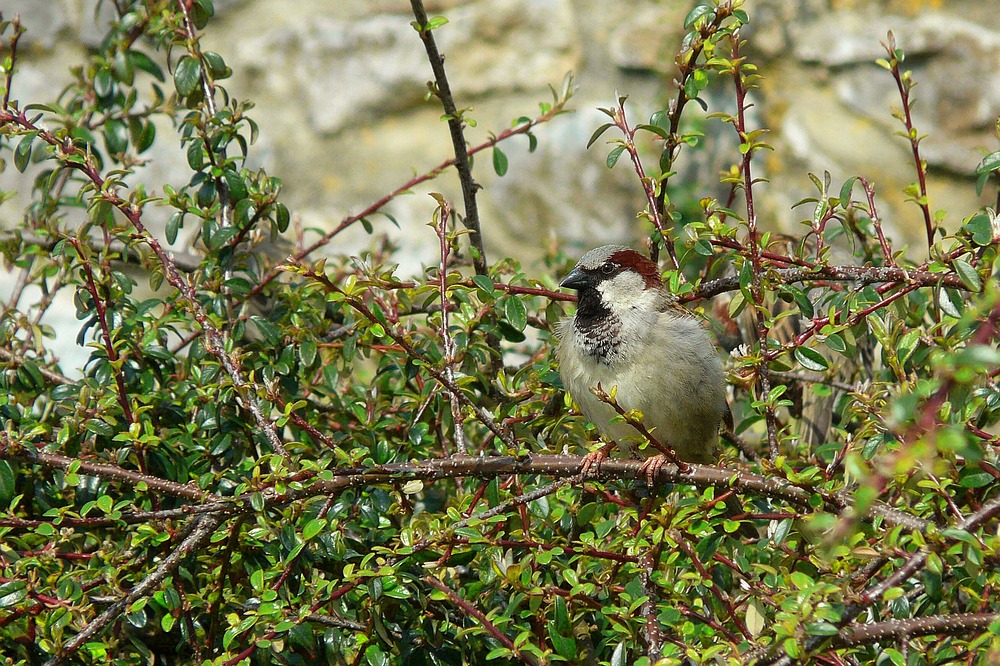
left=559, top=266, right=589, bottom=290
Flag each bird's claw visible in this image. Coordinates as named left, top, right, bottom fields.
left=638, top=455, right=668, bottom=487
left=580, top=444, right=613, bottom=478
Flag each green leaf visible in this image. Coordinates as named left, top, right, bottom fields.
left=794, top=347, right=829, bottom=371
left=0, top=580, right=28, bottom=609
left=166, top=212, right=183, bottom=245
left=504, top=296, right=527, bottom=332
left=952, top=257, right=981, bottom=292
left=186, top=138, right=204, bottom=170
left=174, top=56, right=202, bottom=97
left=93, top=68, right=114, bottom=98
left=128, top=50, right=165, bottom=81
left=302, top=518, right=326, bottom=541
left=611, top=642, right=627, bottom=666
left=684, top=4, right=713, bottom=28
left=938, top=287, right=961, bottom=318
left=472, top=274, right=496, bottom=296
left=131, top=118, right=156, bottom=153
left=14, top=133, right=35, bottom=173
left=90, top=200, right=114, bottom=227
left=85, top=419, right=113, bottom=437
left=548, top=623, right=576, bottom=660
left=587, top=123, right=614, bottom=149
left=0, top=460, right=14, bottom=506
left=103, top=118, right=129, bottom=155
left=839, top=176, right=857, bottom=209
left=191, top=0, right=215, bottom=28
left=806, top=621, right=840, bottom=636
left=202, top=51, right=230, bottom=79
left=553, top=595, right=570, bottom=633
left=222, top=169, right=248, bottom=201
left=424, top=15, right=449, bottom=31
left=606, top=145, right=626, bottom=169
left=975, top=150, right=1000, bottom=175
left=250, top=315, right=282, bottom=345
left=958, top=471, right=994, bottom=488
left=964, top=212, right=993, bottom=245
left=299, top=339, right=317, bottom=367
left=636, top=123, right=670, bottom=140
left=275, top=203, right=290, bottom=232
left=492, top=146, right=508, bottom=176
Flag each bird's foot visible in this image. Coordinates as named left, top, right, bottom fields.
left=580, top=443, right=614, bottom=478
left=638, top=455, right=668, bottom=487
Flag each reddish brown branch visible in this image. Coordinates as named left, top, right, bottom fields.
left=882, top=32, right=934, bottom=249
left=425, top=576, right=538, bottom=665
left=835, top=612, right=1000, bottom=648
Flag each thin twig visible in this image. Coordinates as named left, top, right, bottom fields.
left=758, top=491, right=1000, bottom=665
left=433, top=198, right=468, bottom=454
left=409, top=0, right=487, bottom=276
left=882, top=32, right=934, bottom=250
left=0, top=15, right=23, bottom=108
left=591, top=383, right=691, bottom=472
left=294, top=264, right=515, bottom=448
left=609, top=97, right=677, bottom=268
left=639, top=547, right=664, bottom=659
left=691, top=264, right=968, bottom=302
left=0, top=434, right=212, bottom=502
left=425, top=576, right=539, bottom=666
left=729, top=34, right=778, bottom=459
left=246, top=101, right=567, bottom=302
left=70, top=239, right=136, bottom=427
left=859, top=177, right=896, bottom=265
left=175, top=0, right=233, bottom=242
left=655, top=2, right=737, bottom=218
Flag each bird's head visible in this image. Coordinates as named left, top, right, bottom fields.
left=560, top=245, right=663, bottom=321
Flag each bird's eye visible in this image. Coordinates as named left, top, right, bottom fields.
left=601, top=263, right=616, bottom=276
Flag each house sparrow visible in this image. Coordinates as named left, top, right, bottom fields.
left=557, top=245, right=751, bottom=532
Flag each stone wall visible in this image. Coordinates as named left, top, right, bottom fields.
left=4, top=0, right=998, bottom=263
left=2, top=0, right=998, bottom=369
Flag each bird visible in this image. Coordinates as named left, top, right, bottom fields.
left=556, top=244, right=752, bottom=533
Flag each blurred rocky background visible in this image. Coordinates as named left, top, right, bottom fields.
left=2, top=0, right=999, bottom=369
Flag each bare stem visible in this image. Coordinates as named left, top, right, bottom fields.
left=860, top=177, right=896, bottom=265
left=410, top=0, right=487, bottom=275
left=425, top=576, right=539, bottom=666
left=729, top=34, right=778, bottom=458
left=434, top=198, right=468, bottom=454
left=882, top=31, right=935, bottom=250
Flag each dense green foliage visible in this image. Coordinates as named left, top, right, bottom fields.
left=1, top=1, right=1000, bottom=665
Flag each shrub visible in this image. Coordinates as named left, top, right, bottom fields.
left=1, top=1, right=999, bottom=665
